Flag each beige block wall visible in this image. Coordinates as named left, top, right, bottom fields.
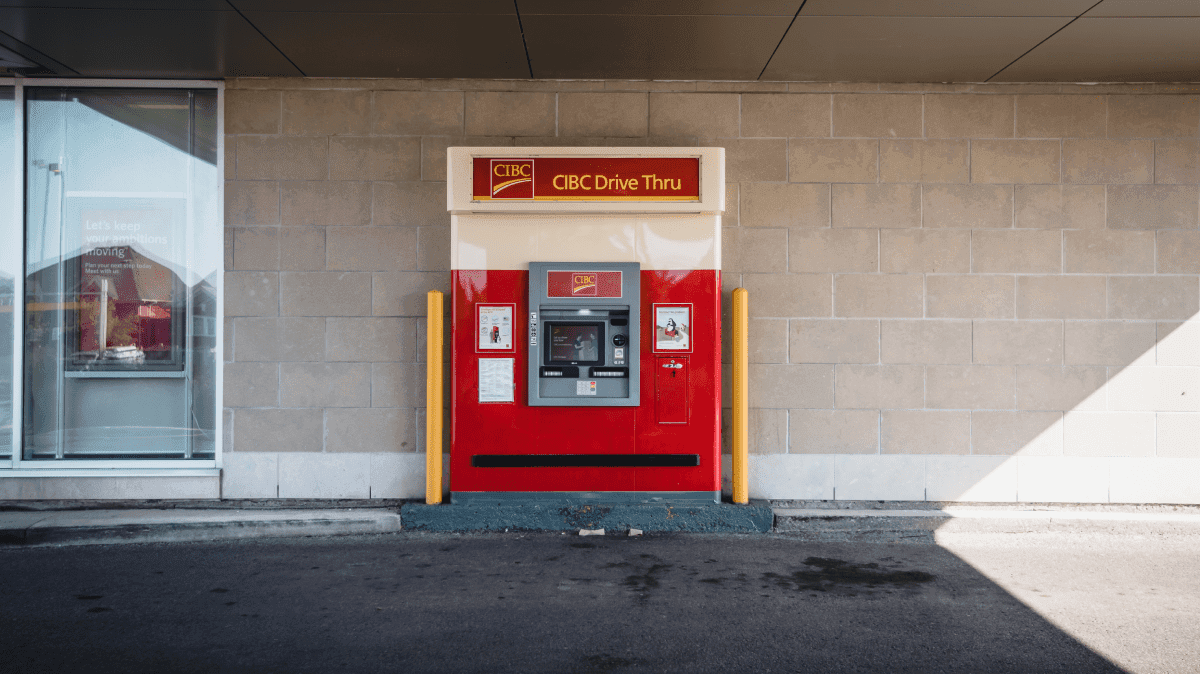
left=224, top=78, right=1200, bottom=498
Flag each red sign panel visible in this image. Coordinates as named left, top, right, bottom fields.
left=546, top=271, right=622, bottom=298
left=473, top=157, right=699, bottom=201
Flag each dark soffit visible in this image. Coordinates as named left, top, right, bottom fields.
left=1083, top=0, right=1200, bottom=16
left=520, top=14, right=793, bottom=80
left=800, top=0, right=1099, bottom=16
left=762, top=16, right=1073, bottom=82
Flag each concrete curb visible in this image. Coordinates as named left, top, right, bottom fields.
left=402, top=501, right=774, bottom=533
left=0, top=509, right=403, bottom=547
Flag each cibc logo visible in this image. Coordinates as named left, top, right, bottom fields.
left=571, top=273, right=598, bottom=296
left=490, top=160, right=534, bottom=199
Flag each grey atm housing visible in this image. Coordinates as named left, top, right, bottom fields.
left=528, top=261, right=640, bottom=407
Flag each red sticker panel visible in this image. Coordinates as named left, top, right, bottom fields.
left=546, top=271, right=622, bottom=298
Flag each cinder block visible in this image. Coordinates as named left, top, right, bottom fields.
left=280, top=181, right=371, bottom=227
left=279, top=362, right=371, bottom=408
left=926, top=275, right=1014, bottom=319
left=372, top=271, right=450, bottom=317
left=326, top=408, right=415, bottom=453
left=329, top=137, right=420, bottom=181
left=1016, top=456, right=1110, bottom=503
left=789, top=229, right=877, bottom=273
left=1015, top=95, right=1105, bottom=138
left=418, top=226, right=450, bottom=272
left=748, top=364, right=834, bottom=409
left=237, top=136, right=327, bottom=181
left=372, top=361, right=420, bottom=409
left=882, top=410, right=971, bottom=454
left=558, top=92, right=647, bottom=137
left=326, top=317, right=414, bottom=363
left=790, top=319, right=879, bottom=364
left=373, top=91, right=464, bottom=135
left=278, top=453, right=370, bottom=499
left=279, top=272, right=372, bottom=316
left=926, top=365, right=1015, bottom=410
left=223, top=362, right=279, bottom=408
left=1157, top=414, right=1200, bottom=458
left=233, top=228, right=279, bottom=271
left=790, top=409, right=879, bottom=454
left=746, top=408, right=788, bottom=454
left=1107, top=366, right=1200, bottom=412
left=225, top=90, right=281, bottom=134
left=834, top=454, right=925, bottom=501
left=225, top=271, right=279, bottom=317
left=924, top=94, right=1013, bottom=138
left=972, top=230, right=1062, bottom=274
left=748, top=455, right=835, bottom=500
left=1107, top=184, right=1199, bottom=230
left=880, top=229, right=970, bottom=273
left=835, top=364, right=924, bottom=409
left=879, top=139, right=969, bottom=183
left=925, top=455, right=1017, bottom=502
left=1062, top=139, right=1153, bottom=184
left=724, top=228, right=787, bottom=273
left=1155, top=139, right=1199, bottom=184
left=739, top=182, right=829, bottom=228
left=225, top=181, right=280, bottom=226
left=1109, top=457, right=1200, bottom=504
left=1015, top=366, right=1106, bottom=411
left=648, top=93, right=739, bottom=137
left=973, top=321, right=1063, bottom=366
left=725, top=183, right=739, bottom=226
left=970, top=140, right=1060, bottom=184
left=373, top=182, right=450, bottom=228
left=464, top=91, right=556, bottom=136
left=369, top=453, right=426, bottom=499
left=224, top=135, right=236, bottom=180
left=741, top=273, right=831, bottom=318
left=714, top=139, right=787, bottom=182
left=1065, top=321, right=1157, bottom=366
left=234, top=317, right=325, bottom=362
left=282, top=90, right=370, bottom=136
left=1016, top=276, right=1106, bottom=319
left=881, top=319, right=973, bottom=364
left=326, top=227, right=417, bottom=272
left=832, top=93, right=922, bottom=138
left=972, top=411, right=1063, bottom=456
left=790, top=139, right=877, bottom=183
left=280, top=228, right=325, bottom=271
left=1158, top=321, right=1200, bottom=366
left=741, top=93, right=830, bottom=137
left=922, top=184, right=1013, bottom=229
left=235, top=409, right=323, bottom=453
left=221, top=453, right=279, bottom=499
left=1107, top=95, right=1200, bottom=138
left=834, top=274, right=923, bottom=318
left=746, top=318, right=787, bottom=364
left=832, top=184, right=920, bottom=228
left=1064, top=230, right=1155, bottom=274
left=1064, top=411, right=1156, bottom=457
left=1014, top=185, right=1105, bottom=230
left=1108, top=276, right=1200, bottom=320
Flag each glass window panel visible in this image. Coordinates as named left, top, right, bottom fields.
left=23, top=88, right=218, bottom=460
left=0, top=87, right=13, bottom=460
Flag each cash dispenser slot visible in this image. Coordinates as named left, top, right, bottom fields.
left=539, top=366, right=580, bottom=378
left=589, top=367, right=628, bottom=378
left=472, top=454, right=701, bottom=468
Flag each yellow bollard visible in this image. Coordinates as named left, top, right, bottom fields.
left=731, top=287, right=749, bottom=505
left=426, top=290, right=444, bottom=505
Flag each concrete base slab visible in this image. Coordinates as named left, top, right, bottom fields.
left=402, top=500, right=774, bottom=533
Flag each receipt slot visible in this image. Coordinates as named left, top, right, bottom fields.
left=447, top=147, right=724, bottom=504
left=528, top=262, right=640, bottom=406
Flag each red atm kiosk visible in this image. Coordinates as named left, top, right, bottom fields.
left=446, top=147, right=725, bottom=505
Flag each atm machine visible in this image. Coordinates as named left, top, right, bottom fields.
left=446, top=147, right=724, bottom=504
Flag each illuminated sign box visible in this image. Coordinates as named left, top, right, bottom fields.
left=472, top=157, right=700, bottom=202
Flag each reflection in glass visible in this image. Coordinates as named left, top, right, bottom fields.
left=1, top=88, right=13, bottom=459
left=23, top=88, right=218, bottom=460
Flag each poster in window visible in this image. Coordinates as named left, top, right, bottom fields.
left=654, top=304, right=691, bottom=352
left=68, top=197, right=186, bottom=371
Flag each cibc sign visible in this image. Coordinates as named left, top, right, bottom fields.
left=473, top=156, right=700, bottom=201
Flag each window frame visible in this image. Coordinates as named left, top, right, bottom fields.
left=3, top=78, right=223, bottom=474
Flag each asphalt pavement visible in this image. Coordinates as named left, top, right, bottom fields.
left=3, top=528, right=1197, bottom=673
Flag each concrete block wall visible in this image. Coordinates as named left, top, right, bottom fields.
left=223, top=78, right=1200, bottom=503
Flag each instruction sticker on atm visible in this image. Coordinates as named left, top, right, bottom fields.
left=477, top=304, right=514, bottom=351
left=654, top=305, right=692, bottom=352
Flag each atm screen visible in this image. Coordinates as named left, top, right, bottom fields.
left=546, top=323, right=605, bottom=365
